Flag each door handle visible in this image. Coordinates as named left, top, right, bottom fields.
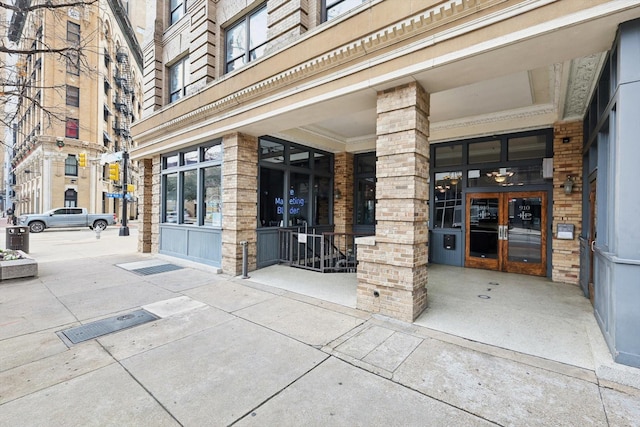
left=498, top=225, right=503, bottom=240
left=502, top=225, right=508, bottom=240
left=591, top=240, right=596, bottom=252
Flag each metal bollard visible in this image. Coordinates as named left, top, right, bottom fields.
left=95, top=228, right=102, bottom=240
left=240, top=241, right=249, bottom=279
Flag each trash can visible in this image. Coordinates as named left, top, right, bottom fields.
left=6, top=226, right=29, bottom=253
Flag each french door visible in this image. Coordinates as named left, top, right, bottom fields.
left=465, top=191, right=547, bottom=276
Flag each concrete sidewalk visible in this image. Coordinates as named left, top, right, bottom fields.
left=0, top=230, right=639, bottom=425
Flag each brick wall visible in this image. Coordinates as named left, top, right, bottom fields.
left=552, top=121, right=583, bottom=284
left=221, top=133, right=259, bottom=275
left=334, top=152, right=354, bottom=235
left=137, top=158, right=153, bottom=253
left=356, top=82, right=430, bottom=322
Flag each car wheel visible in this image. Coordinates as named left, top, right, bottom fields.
left=29, top=221, right=45, bottom=233
left=93, top=220, right=108, bottom=231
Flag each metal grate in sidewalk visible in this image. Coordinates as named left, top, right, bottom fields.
left=60, top=309, right=159, bottom=344
left=130, top=263, right=183, bottom=276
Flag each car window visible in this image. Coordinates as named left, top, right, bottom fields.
left=69, top=208, right=83, bottom=214
left=53, top=209, right=68, bottom=215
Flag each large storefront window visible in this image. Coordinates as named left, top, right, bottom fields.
left=354, top=153, right=376, bottom=233
left=259, top=138, right=333, bottom=228
left=161, top=141, right=222, bottom=226
left=433, top=171, right=462, bottom=228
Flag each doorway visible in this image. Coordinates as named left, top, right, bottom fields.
left=465, top=191, right=547, bottom=276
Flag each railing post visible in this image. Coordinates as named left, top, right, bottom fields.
left=240, top=241, right=249, bottom=279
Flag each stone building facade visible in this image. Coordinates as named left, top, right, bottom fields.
left=131, top=0, right=640, bottom=367
left=7, top=0, right=145, bottom=219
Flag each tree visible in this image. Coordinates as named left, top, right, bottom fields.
left=0, top=0, right=100, bottom=136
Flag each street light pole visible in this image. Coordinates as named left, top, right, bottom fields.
left=119, top=151, right=129, bottom=236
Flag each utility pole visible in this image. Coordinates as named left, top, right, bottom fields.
left=119, top=151, right=129, bottom=236
left=115, top=47, right=132, bottom=236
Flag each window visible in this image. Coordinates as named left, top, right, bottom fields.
left=66, top=22, right=80, bottom=75
left=225, top=5, right=267, bottom=73
left=170, top=0, right=186, bottom=25
left=354, top=153, right=375, bottom=232
left=259, top=138, right=333, bottom=228
left=433, top=171, right=462, bottom=228
left=66, top=118, right=79, bottom=139
left=324, top=0, right=366, bottom=21
left=161, top=141, right=223, bottom=226
left=67, top=21, right=80, bottom=44
left=169, top=57, right=188, bottom=103
left=65, top=155, right=78, bottom=176
left=64, top=188, right=82, bottom=210
left=66, top=86, right=79, bottom=107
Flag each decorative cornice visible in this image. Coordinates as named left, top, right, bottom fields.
left=431, top=103, right=557, bottom=132
left=563, top=53, right=606, bottom=120
left=137, top=0, right=510, bottom=140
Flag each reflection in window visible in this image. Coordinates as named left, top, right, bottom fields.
left=314, top=153, right=331, bottom=174
left=203, top=145, right=222, bottom=162
left=182, top=170, right=197, bottom=224
left=290, top=173, right=310, bottom=226
left=183, top=149, right=198, bottom=165
left=203, top=166, right=222, bottom=227
left=290, top=146, right=309, bottom=168
left=164, top=154, right=179, bottom=169
left=260, top=140, right=285, bottom=163
left=354, top=153, right=376, bottom=231
left=225, top=5, right=267, bottom=73
left=434, top=144, right=462, bottom=167
left=468, top=165, right=544, bottom=188
left=325, top=0, right=365, bottom=21
left=314, top=176, right=331, bottom=225
left=469, top=140, right=501, bottom=164
left=259, top=167, right=284, bottom=227
left=508, top=135, right=546, bottom=160
left=170, top=0, right=185, bottom=25
left=169, top=57, right=189, bottom=103
left=433, top=171, right=462, bottom=228
left=355, top=177, right=375, bottom=226
left=164, top=173, right=178, bottom=223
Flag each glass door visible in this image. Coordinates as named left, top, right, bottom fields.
left=466, top=192, right=547, bottom=276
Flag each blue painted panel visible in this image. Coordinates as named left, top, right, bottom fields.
left=429, top=229, right=463, bottom=266
left=257, top=228, right=280, bottom=268
left=159, top=225, right=222, bottom=267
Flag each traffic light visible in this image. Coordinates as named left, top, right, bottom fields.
left=108, top=163, right=120, bottom=181
left=78, top=153, right=87, bottom=167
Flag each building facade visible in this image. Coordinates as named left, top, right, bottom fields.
left=7, top=0, right=145, bottom=220
left=131, top=0, right=640, bottom=367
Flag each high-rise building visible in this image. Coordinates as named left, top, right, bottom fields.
left=7, top=0, right=144, bottom=220
left=132, top=0, right=640, bottom=367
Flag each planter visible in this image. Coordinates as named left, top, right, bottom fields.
left=0, top=250, right=38, bottom=280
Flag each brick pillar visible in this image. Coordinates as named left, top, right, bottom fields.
left=221, top=133, right=258, bottom=275
left=334, top=152, right=353, bottom=235
left=356, top=82, right=429, bottom=322
left=552, top=121, right=583, bottom=284
left=137, top=158, right=154, bottom=253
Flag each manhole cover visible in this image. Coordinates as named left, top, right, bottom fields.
left=61, top=309, right=158, bottom=344
left=130, top=264, right=183, bottom=276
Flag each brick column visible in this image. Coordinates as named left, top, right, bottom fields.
left=552, top=121, right=583, bottom=284
left=137, top=158, right=154, bottom=253
left=356, top=82, right=429, bottom=322
left=334, top=152, right=353, bottom=235
left=221, top=133, right=258, bottom=275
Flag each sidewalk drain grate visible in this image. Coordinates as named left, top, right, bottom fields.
left=130, top=263, right=183, bottom=276
left=60, top=309, right=159, bottom=344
